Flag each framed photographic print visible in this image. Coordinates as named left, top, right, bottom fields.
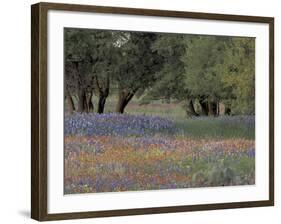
left=31, top=2, right=274, bottom=221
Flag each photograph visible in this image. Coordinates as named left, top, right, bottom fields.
left=63, top=28, right=256, bottom=194
left=30, top=2, right=274, bottom=221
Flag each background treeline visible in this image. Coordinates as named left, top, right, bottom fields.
left=64, top=28, right=255, bottom=116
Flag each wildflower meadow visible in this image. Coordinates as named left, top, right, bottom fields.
left=64, top=112, right=255, bottom=194
left=64, top=28, right=255, bottom=194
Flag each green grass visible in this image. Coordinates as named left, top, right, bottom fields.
left=103, top=95, right=187, bottom=119
left=174, top=118, right=255, bottom=140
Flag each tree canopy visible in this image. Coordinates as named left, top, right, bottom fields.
left=64, top=28, right=255, bottom=116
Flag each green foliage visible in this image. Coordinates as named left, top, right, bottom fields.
left=182, top=35, right=255, bottom=115
left=65, top=27, right=255, bottom=115
left=143, top=34, right=255, bottom=116
left=189, top=155, right=254, bottom=187
left=143, top=34, right=187, bottom=101
left=64, top=29, right=117, bottom=91
left=114, top=32, right=163, bottom=94
left=220, top=38, right=255, bottom=114
left=183, top=36, right=228, bottom=100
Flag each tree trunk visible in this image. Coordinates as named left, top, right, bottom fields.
left=89, top=92, right=94, bottom=112
left=116, top=90, right=134, bottom=113
left=84, top=91, right=94, bottom=113
left=116, top=102, right=125, bottom=113
left=94, top=74, right=109, bottom=114
left=116, top=94, right=127, bottom=114
left=98, top=94, right=107, bottom=114
left=84, top=95, right=89, bottom=113
left=77, top=89, right=86, bottom=113
left=66, top=93, right=75, bottom=113
left=217, top=100, right=220, bottom=116
left=208, top=101, right=218, bottom=116
left=225, top=107, right=231, bottom=115
left=199, top=97, right=209, bottom=116
left=186, top=99, right=199, bottom=117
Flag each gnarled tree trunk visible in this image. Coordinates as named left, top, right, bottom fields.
left=116, top=90, right=134, bottom=113
left=88, top=91, right=94, bottom=112
left=97, top=94, right=107, bottom=114
left=199, top=97, right=209, bottom=116
left=95, top=74, right=109, bottom=114
left=186, top=99, right=199, bottom=117
left=83, top=91, right=94, bottom=113
left=225, top=107, right=231, bottom=115
left=208, top=101, right=218, bottom=116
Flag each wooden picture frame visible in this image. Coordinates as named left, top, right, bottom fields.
left=31, top=2, right=274, bottom=221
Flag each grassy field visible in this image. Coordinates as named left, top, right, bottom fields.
left=66, top=95, right=187, bottom=119
left=64, top=98, right=255, bottom=194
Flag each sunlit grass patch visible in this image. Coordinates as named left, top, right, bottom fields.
left=174, top=116, right=255, bottom=140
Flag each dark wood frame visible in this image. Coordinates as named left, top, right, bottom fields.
left=31, top=2, right=274, bottom=221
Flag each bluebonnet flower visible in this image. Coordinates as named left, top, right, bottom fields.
left=65, top=113, right=178, bottom=137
